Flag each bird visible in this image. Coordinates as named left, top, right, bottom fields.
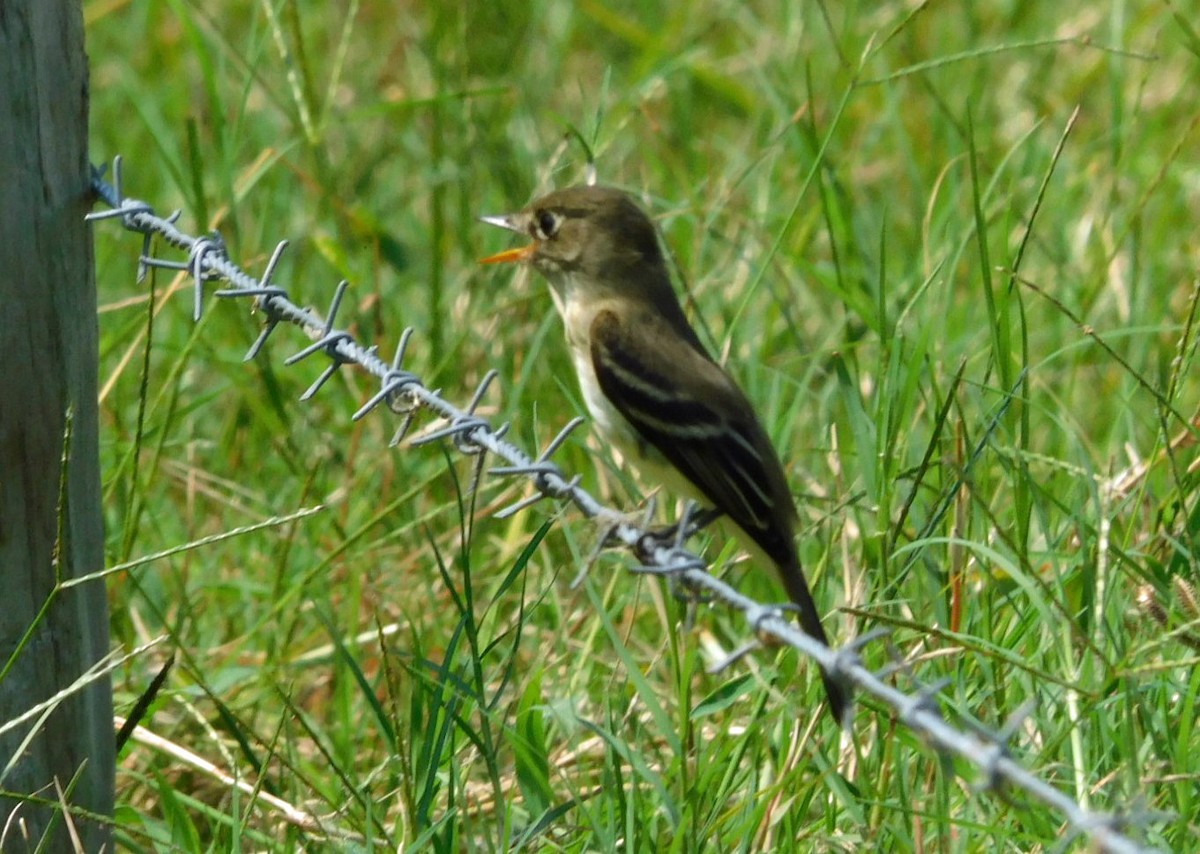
left=480, top=184, right=848, bottom=724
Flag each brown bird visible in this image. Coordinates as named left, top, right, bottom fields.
left=481, top=185, right=848, bottom=723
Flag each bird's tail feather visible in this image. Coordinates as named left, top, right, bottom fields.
left=778, top=555, right=850, bottom=726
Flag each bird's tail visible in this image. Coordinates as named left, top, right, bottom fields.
left=778, top=554, right=850, bottom=726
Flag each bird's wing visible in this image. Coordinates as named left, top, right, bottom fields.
left=589, top=307, right=796, bottom=549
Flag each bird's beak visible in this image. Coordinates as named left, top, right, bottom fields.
left=478, top=214, right=536, bottom=264
left=479, top=214, right=520, bottom=232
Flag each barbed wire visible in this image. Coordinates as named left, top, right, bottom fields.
left=87, top=157, right=1164, bottom=854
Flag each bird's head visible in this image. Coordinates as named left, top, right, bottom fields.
left=480, top=185, right=668, bottom=299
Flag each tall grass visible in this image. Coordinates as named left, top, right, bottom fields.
left=86, top=1, right=1199, bottom=850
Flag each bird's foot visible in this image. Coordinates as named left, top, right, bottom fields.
left=637, top=504, right=723, bottom=552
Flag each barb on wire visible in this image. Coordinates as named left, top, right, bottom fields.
left=489, top=416, right=585, bottom=519
left=214, top=239, right=293, bottom=360
left=88, top=158, right=1164, bottom=854
left=283, top=280, right=358, bottom=400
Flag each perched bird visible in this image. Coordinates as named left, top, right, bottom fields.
left=480, top=185, right=847, bottom=723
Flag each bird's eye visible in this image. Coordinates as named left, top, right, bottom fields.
left=534, top=210, right=560, bottom=240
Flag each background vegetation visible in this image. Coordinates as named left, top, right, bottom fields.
left=85, top=0, right=1199, bottom=850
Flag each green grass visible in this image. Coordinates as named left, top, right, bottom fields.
left=83, top=0, right=1200, bottom=850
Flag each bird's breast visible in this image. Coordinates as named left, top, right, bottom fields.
left=559, top=297, right=646, bottom=451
